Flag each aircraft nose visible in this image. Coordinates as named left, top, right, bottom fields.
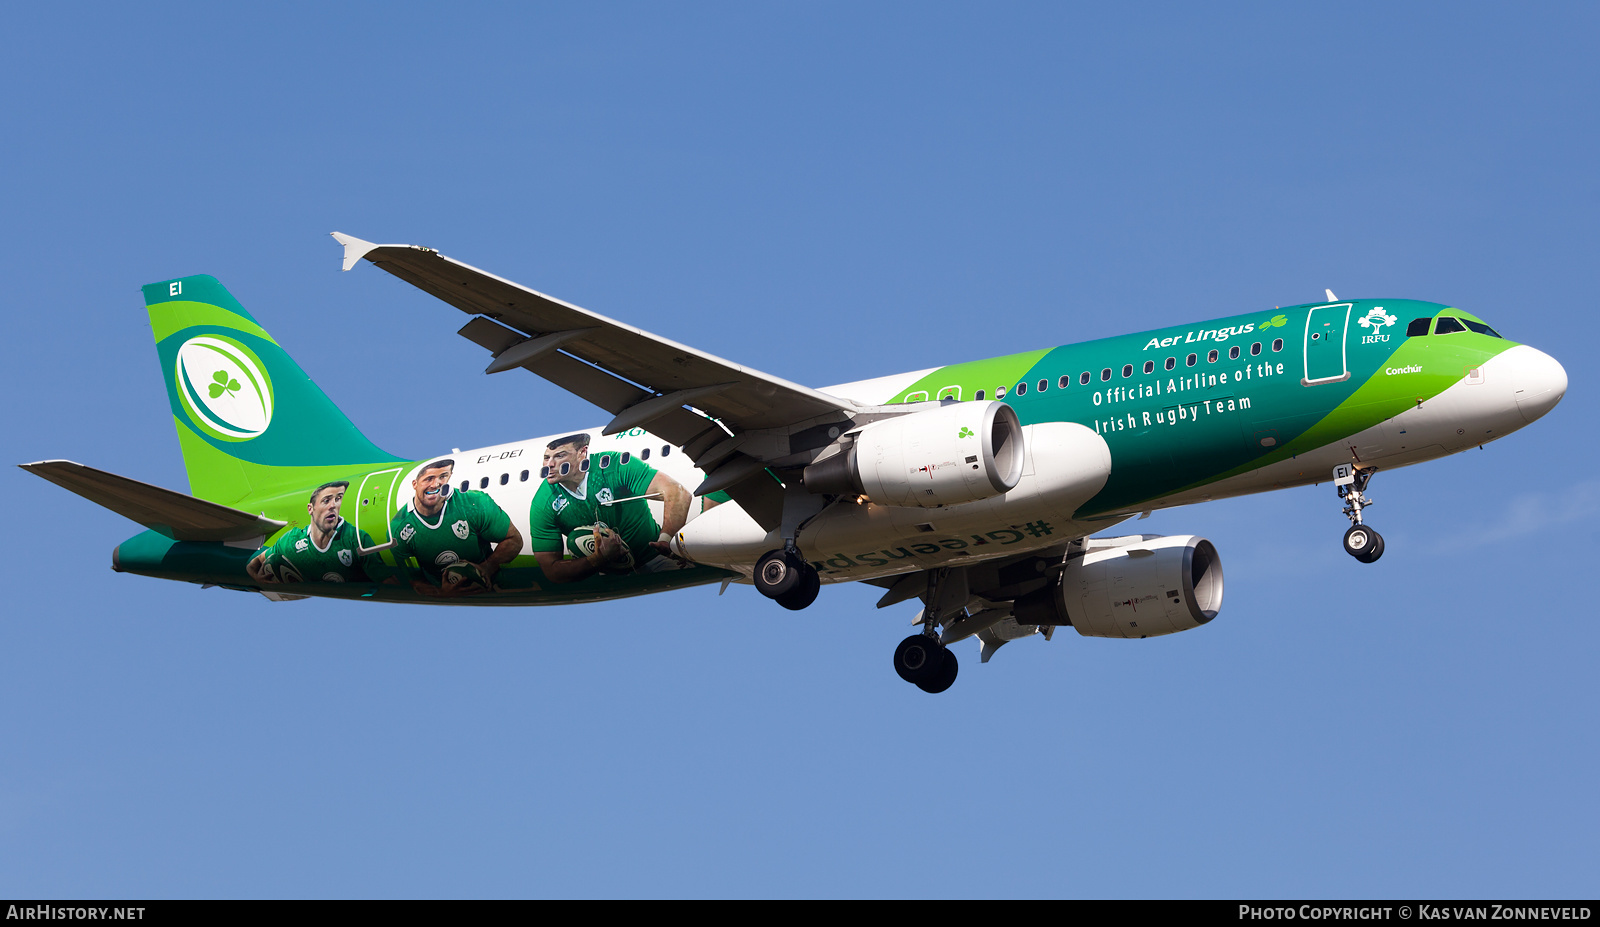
left=1509, top=346, right=1567, bottom=424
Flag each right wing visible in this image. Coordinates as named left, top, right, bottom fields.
left=333, top=233, right=868, bottom=528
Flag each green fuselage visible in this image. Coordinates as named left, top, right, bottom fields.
left=882, top=298, right=1515, bottom=516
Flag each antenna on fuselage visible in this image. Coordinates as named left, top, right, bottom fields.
left=1326, top=289, right=1338, bottom=302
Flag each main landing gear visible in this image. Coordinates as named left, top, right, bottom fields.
left=754, top=545, right=820, bottom=610
left=893, top=632, right=959, bottom=694
left=1334, top=463, right=1384, bottom=563
left=889, top=566, right=965, bottom=693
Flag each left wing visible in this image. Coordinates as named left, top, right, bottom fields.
left=333, top=233, right=865, bottom=528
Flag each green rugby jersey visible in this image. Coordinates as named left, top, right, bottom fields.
left=267, top=519, right=380, bottom=583
left=389, top=489, right=514, bottom=582
left=529, top=453, right=661, bottom=566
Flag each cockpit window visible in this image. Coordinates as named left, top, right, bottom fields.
left=1406, top=318, right=1431, bottom=337
left=1461, top=319, right=1503, bottom=338
left=1434, top=317, right=1467, bottom=335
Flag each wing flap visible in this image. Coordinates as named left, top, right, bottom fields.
left=20, top=460, right=285, bottom=544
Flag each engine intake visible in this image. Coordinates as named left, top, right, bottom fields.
left=803, top=401, right=1025, bottom=507
left=1014, top=535, right=1223, bottom=638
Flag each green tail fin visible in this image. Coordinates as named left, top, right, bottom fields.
left=144, top=275, right=404, bottom=506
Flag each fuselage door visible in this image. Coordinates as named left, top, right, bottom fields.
left=1302, top=303, right=1353, bottom=386
left=355, top=466, right=403, bottom=553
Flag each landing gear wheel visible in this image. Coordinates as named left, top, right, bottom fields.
left=775, top=567, right=820, bottom=610
left=893, top=634, right=946, bottom=686
left=1343, top=525, right=1384, bottom=563
left=754, top=548, right=807, bottom=599
left=916, top=648, right=959, bottom=694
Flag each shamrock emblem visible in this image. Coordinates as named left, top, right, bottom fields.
left=1357, top=307, right=1397, bottom=330
left=452, top=519, right=470, bottom=540
left=1259, top=314, right=1288, bottom=330
left=338, top=549, right=352, bottom=567
left=596, top=487, right=614, bottom=505
left=208, top=370, right=241, bottom=399
left=958, top=427, right=974, bottom=439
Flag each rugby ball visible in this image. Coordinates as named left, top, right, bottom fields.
left=266, top=548, right=304, bottom=584
left=566, top=524, right=635, bottom=573
left=440, top=560, right=490, bottom=595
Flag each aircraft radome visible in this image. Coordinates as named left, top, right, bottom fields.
left=21, top=233, right=1568, bottom=693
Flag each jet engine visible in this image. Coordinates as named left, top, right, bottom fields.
left=1013, top=535, right=1223, bottom=639
left=802, top=401, right=1025, bottom=507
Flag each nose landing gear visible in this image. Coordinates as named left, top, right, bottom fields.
left=1334, top=463, right=1384, bottom=563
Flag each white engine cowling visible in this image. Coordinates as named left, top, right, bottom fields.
left=802, top=401, right=1025, bottom=507
left=1016, top=535, right=1223, bottom=639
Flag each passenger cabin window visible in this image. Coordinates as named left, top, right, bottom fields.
left=1435, top=317, right=1467, bottom=335
left=1121, top=364, right=1133, bottom=378
left=460, top=480, right=470, bottom=492
left=1015, top=381, right=1027, bottom=396
left=975, top=390, right=985, bottom=401
left=1165, top=356, right=1176, bottom=370
left=480, top=477, right=489, bottom=489
left=620, top=452, right=631, bottom=464
left=1080, top=371, right=1091, bottom=385
left=1186, top=353, right=1197, bottom=367
left=1462, top=319, right=1503, bottom=338
left=500, top=473, right=509, bottom=486
left=661, top=445, right=670, bottom=457
left=996, top=386, right=1007, bottom=398
left=1251, top=342, right=1261, bottom=356
left=641, top=448, right=650, bottom=460
left=1406, top=318, right=1431, bottom=337
left=520, top=470, right=529, bottom=482
left=1037, top=379, right=1048, bottom=392
left=1100, top=368, right=1112, bottom=381
left=598, top=454, right=610, bottom=469
left=1143, top=360, right=1154, bottom=374
left=1058, top=375, right=1071, bottom=389
left=1228, top=346, right=1240, bottom=360
left=580, top=457, right=590, bottom=472
left=1272, top=338, right=1284, bottom=352
left=1207, top=349, right=1219, bottom=363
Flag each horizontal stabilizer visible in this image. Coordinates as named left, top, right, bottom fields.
left=19, top=460, right=286, bottom=544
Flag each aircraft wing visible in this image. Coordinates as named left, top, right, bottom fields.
left=333, top=233, right=861, bottom=528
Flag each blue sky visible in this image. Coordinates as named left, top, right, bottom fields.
left=3, top=3, right=1596, bottom=898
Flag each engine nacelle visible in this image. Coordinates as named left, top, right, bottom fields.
left=802, top=401, right=1025, bottom=508
left=1014, top=535, right=1223, bottom=639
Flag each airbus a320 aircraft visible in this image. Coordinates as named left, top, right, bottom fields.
left=22, top=233, right=1568, bottom=693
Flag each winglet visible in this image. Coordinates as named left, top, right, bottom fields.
left=331, top=231, right=381, bottom=272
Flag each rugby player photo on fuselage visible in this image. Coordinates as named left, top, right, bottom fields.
left=389, top=458, right=526, bottom=597
left=247, top=480, right=382, bottom=585
left=529, top=434, right=691, bottom=584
